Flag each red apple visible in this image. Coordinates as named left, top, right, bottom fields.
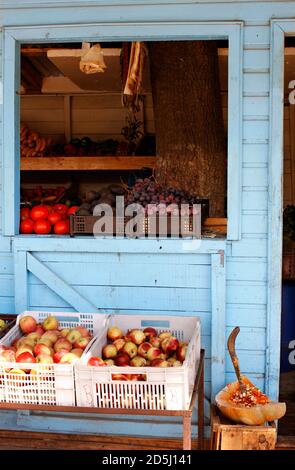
left=73, top=337, right=90, bottom=350
left=60, top=352, right=78, bottom=364
left=130, top=356, right=147, bottom=367
left=176, top=344, right=187, bottom=362
left=53, top=349, right=69, bottom=363
left=161, top=336, right=179, bottom=355
left=60, top=328, right=70, bottom=338
left=113, top=338, right=125, bottom=352
left=71, top=348, right=84, bottom=358
left=19, top=315, right=37, bottom=334
left=43, top=316, right=59, bottom=331
left=54, top=338, right=72, bottom=353
left=16, top=345, right=34, bottom=358
left=102, top=344, right=117, bottom=359
left=87, top=356, right=106, bottom=367
left=36, top=354, right=54, bottom=364
left=122, top=341, right=137, bottom=358
left=150, top=358, right=169, bottom=367
left=149, top=337, right=161, bottom=348
left=129, top=329, right=146, bottom=345
left=114, top=353, right=130, bottom=366
left=42, top=331, right=59, bottom=344
left=66, top=329, right=82, bottom=344
left=5, top=346, right=16, bottom=353
left=127, top=373, right=143, bottom=381
left=37, top=337, right=53, bottom=348
left=158, top=332, right=172, bottom=341
left=107, top=326, right=123, bottom=342
left=34, top=343, right=53, bottom=357
left=35, top=324, right=45, bottom=336
left=111, top=373, right=129, bottom=381
left=146, top=347, right=162, bottom=362
left=26, top=332, right=42, bottom=342
left=137, top=342, right=152, bottom=359
left=16, top=351, right=36, bottom=372
left=143, top=327, right=157, bottom=339
left=75, top=326, right=90, bottom=338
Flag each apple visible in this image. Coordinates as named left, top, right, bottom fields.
left=111, top=373, right=129, bottom=381
left=9, top=368, right=26, bottom=375
left=171, top=360, right=182, bottom=367
left=26, top=332, right=42, bottom=342
left=71, top=348, right=84, bottom=358
left=21, top=337, right=36, bottom=348
left=143, top=327, right=157, bottom=339
left=150, top=358, right=169, bottom=367
left=5, top=346, right=16, bottom=353
left=127, top=374, right=143, bottom=381
left=35, top=324, right=45, bottom=336
left=42, top=331, right=59, bottom=344
left=114, top=353, right=130, bottom=366
left=54, top=338, right=72, bottom=353
left=34, top=343, right=53, bottom=357
left=161, top=336, right=179, bottom=355
left=102, top=344, right=117, bottom=359
left=36, top=354, right=54, bottom=364
left=104, top=359, right=115, bottom=366
left=124, top=331, right=132, bottom=342
left=122, top=341, right=137, bottom=358
left=66, top=329, right=82, bottom=344
left=60, top=328, right=70, bottom=338
left=43, top=316, right=59, bottom=331
left=113, top=338, right=125, bottom=352
left=73, top=336, right=90, bottom=350
left=129, top=329, right=146, bottom=345
left=87, top=356, right=106, bottom=367
left=53, top=349, right=69, bottom=363
left=19, top=315, right=37, bottom=334
left=146, top=347, right=162, bottom=362
left=75, top=326, right=90, bottom=338
left=2, top=349, right=16, bottom=362
left=37, top=337, right=53, bottom=348
left=176, top=344, right=187, bottom=362
left=16, top=351, right=36, bottom=372
left=158, top=332, right=172, bottom=341
left=149, top=337, right=161, bottom=348
left=16, top=345, right=34, bottom=358
left=130, top=356, right=147, bottom=367
left=60, top=352, right=79, bottom=364
left=107, top=326, right=123, bottom=342
left=137, top=342, right=152, bottom=359
left=167, top=357, right=177, bottom=366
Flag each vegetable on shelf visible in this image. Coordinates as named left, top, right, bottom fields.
left=20, top=123, right=53, bottom=158
left=19, top=203, right=78, bottom=236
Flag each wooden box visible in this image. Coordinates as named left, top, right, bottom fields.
left=210, top=405, right=277, bottom=450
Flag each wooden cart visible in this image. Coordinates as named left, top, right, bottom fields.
left=0, top=350, right=204, bottom=451
left=210, top=404, right=277, bottom=450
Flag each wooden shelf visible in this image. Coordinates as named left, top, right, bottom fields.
left=20, top=156, right=156, bottom=171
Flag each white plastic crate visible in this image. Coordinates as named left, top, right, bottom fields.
left=75, top=314, right=200, bottom=411
left=0, top=310, right=107, bottom=406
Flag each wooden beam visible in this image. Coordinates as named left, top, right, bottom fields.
left=21, top=56, right=42, bottom=91
left=21, top=156, right=156, bottom=171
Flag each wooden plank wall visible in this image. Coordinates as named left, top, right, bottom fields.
left=1, top=0, right=295, bottom=438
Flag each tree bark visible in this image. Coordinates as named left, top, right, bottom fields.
left=148, top=41, right=227, bottom=216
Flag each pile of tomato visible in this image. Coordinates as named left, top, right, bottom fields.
left=20, top=204, right=79, bottom=235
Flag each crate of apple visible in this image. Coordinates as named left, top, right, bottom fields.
left=0, top=314, right=93, bottom=371
left=20, top=203, right=79, bottom=235
left=87, top=326, right=188, bottom=381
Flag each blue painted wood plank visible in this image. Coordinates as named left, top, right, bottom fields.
left=27, top=262, right=211, bottom=289
left=225, top=373, right=265, bottom=392
left=227, top=259, right=267, bottom=282
left=231, top=238, right=267, bottom=258
left=243, top=142, right=268, bottom=164
left=211, top=252, right=226, bottom=400
left=226, top=327, right=266, bottom=350
left=227, top=282, right=266, bottom=304
left=0, top=297, right=15, bottom=313
left=14, top=250, right=27, bottom=313
left=226, top=350, right=265, bottom=374
left=0, top=254, right=14, bottom=274
left=227, top=305, right=266, bottom=328
left=0, top=275, right=14, bottom=296
left=243, top=73, right=269, bottom=94
left=242, top=190, right=268, bottom=211
left=243, top=166, right=268, bottom=187
left=242, top=214, right=268, bottom=235
left=27, top=252, right=99, bottom=313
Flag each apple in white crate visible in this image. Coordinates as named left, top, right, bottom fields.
left=60, top=328, right=70, bottom=338
left=53, top=349, right=70, bottom=363
left=150, top=358, right=169, bottom=367
left=60, top=352, right=79, bottom=364
left=129, top=329, right=146, bottom=345
left=114, top=353, right=130, bottom=366
left=176, top=344, right=187, bottom=362
left=71, top=348, right=84, bottom=358
left=146, top=347, right=162, bottom=362
left=137, top=342, right=152, bottom=359
left=158, top=332, right=172, bottom=341
left=143, top=327, right=157, bottom=339
left=87, top=356, right=106, bottom=367
left=73, top=337, right=90, bottom=350
left=113, top=338, right=125, bottom=352
left=130, top=356, right=147, bottom=367
left=37, top=337, right=53, bottom=348
left=75, top=326, right=91, bottom=338
left=54, top=338, right=72, bottom=353
left=16, top=345, right=34, bottom=358
left=43, top=316, right=59, bottom=331
left=107, top=326, right=123, bottom=342
left=66, top=329, right=82, bottom=344
left=26, top=332, right=42, bottom=342
left=36, top=354, right=54, bottom=364
left=19, top=315, right=37, bottom=334
left=34, top=343, right=53, bottom=357
left=122, top=341, right=137, bottom=359
left=42, top=331, right=59, bottom=344
left=102, top=344, right=117, bottom=359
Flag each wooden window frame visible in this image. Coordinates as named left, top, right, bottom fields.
left=2, top=21, right=243, bottom=240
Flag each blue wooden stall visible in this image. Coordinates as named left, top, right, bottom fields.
left=0, top=0, right=293, bottom=438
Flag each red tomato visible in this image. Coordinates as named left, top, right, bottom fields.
left=44, top=205, right=53, bottom=214
left=20, top=207, right=31, bottom=222
left=53, top=204, right=68, bottom=215
left=53, top=220, right=70, bottom=235
left=20, top=218, right=34, bottom=234
left=67, top=206, right=79, bottom=216
left=33, top=219, right=51, bottom=235
left=48, top=211, right=63, bottom=225
left=31, top=205, right=49, bottom=221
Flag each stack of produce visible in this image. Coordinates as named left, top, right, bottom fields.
left=20, top=123, right=53, bottom=158
left=76, top=185, right=125, bottom=216
left=125, top=177, right=204, bottom=216
left=21, top=185, right=66, bottom=205
left=52, top=138, right=130, bottom=157
left=20, top=203, right=79, bottom=235
left=0, top=315, right=93, bottom=375
left=87, top=325, right=188, bottom=381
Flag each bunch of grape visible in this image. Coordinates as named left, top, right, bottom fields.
left=125, top=177, right=200, bottom=216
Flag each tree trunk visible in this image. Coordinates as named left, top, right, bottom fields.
left=148, top=41, right=227, bottom=216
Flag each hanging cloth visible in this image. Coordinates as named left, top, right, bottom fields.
left=121, top=41, right=148, bottom=112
